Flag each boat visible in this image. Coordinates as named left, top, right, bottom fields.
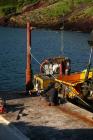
left=26, top=22, right=93, bottom=105
left=34, top=56, right=71, bottom=91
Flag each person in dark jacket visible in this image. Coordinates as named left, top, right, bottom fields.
left=44, top=82, right=58, bottom=106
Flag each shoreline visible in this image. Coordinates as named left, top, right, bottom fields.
left=0, top=23, right=91, bottom=33
left=0, top=15, right=92, bottom=33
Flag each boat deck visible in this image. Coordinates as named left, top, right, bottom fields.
left=56, top=73, right=83, bottom=87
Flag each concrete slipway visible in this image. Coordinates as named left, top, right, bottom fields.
left=1, top=92, right=93, bottom=140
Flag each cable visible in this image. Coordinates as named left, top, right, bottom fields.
left=31, top=53, right=56, bottom=79
left=60, top=13, right=64, bottom=55
left=75, top=95, right=91, bottom=108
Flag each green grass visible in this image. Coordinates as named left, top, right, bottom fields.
left=0, top=0, right=17, bottom=6
left=0, top=5, right=17, bottom=16
left=43, top=1, right=71, bottom=17
left=30, top=1, right=71, bottom=19
left=0, top=0, right=39, bottom=16
left=76, top=0, right=92, bottom=3
left=68, top=4, right=93, bottom=22
left=0, top=0, right=17, bottom=16
left=0, top=0, right=93, bottom=19
left=83, top=6, right=93, bottom=16
left=0, top=10, right=4, bottom=16
left=21, top=0, right=93, bottom=24
left=31, top=0, right=93, bottom=18
left=0, top=0, right=38, bottom=6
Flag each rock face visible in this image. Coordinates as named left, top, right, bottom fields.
left=64, top=18, right=93, bottom=32
left=4, top=14, right=93, bottom=33
left=0, top=17, right=8, bottom=26
left=1, top=15, right=93, bottom=33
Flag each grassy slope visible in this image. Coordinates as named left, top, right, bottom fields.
left=0, top=0, right=38, bottom=16
left=10, top=0, right=72, bottom=26
left=0, top=0, right=93, bottom=31
left=0, top=0, right=92, bottom=16
left=0, top=0, right=17, bottom=16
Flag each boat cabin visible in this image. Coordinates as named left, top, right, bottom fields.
left=34, top=56, right=71, bottom=90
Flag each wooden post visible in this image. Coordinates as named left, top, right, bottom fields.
left=26, top=21, right=33, bottom=92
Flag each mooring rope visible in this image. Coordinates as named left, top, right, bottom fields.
left=60, top=13, right=64, bottom=55
left=75, top=95, right=91, bottom=108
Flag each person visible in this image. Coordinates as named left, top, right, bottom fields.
left=53, top=64, right=59, bottom=74
left=35, top=81, right=41, bottom=96
left=44, top=82, right=59, bottom=106
left=50, top=83, right=58, bottom=105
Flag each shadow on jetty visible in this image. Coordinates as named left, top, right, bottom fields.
left=0, top=90, right=36, bottom=100
left=10, top=121, right=93, bottom=140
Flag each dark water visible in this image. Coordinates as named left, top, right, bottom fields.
left=0, top=27, right=91, bottom=92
